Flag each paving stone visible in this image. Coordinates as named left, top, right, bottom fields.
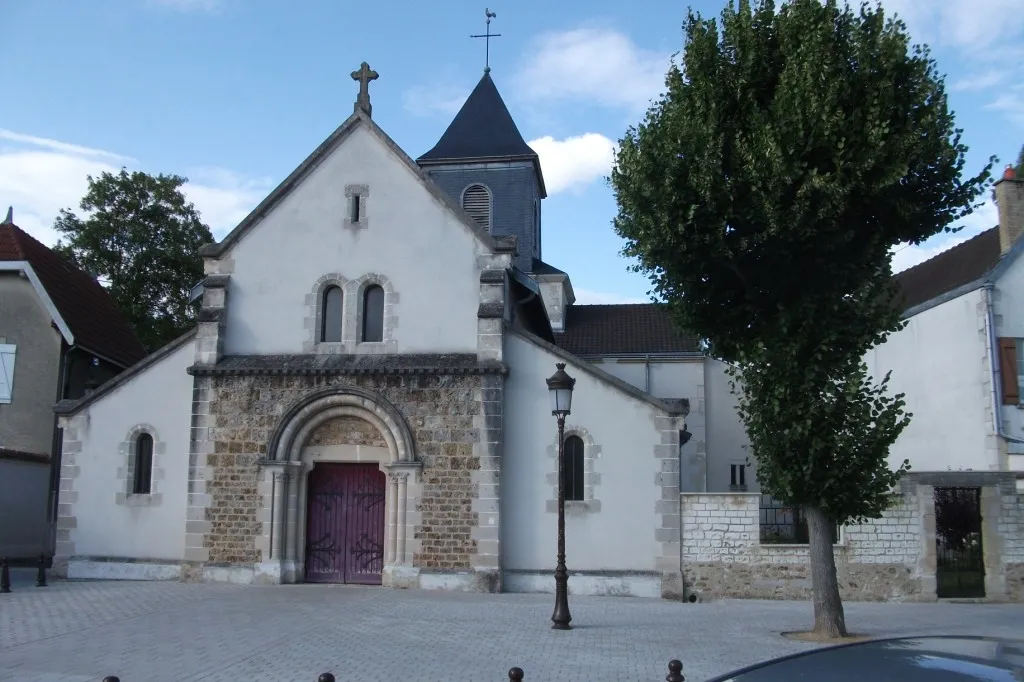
left=0, top=580, right=1021, bottom=681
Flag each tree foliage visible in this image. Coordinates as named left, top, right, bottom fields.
left=54, top=168, right=214, bottom=352
left=610, top=0, right=992, bottom=636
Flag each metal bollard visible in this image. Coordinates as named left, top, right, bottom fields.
left=508, top=667, right=524, bottom=680
left=317, top=674, right=336, bottom=682
left=0, top=558, right=10, bottom=593
left=666, top=659, right=685, bottom=682
left=36, top=554, right=47, bottom=587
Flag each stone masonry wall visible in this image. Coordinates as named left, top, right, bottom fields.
left=201, top=373, right=490, bottom=571
left=1000, top=487, right=1024, bottom=601
left=307, top=416, right=386, bottom=447
left=681, top=493, right=928, bottom=602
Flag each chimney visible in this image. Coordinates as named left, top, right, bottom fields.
left=995, top=164, right=1024, bottom=255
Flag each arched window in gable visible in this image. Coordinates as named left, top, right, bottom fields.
left=362, top=285, right=385, bottom=343
left=462, top=184, right=491, bottom=232
left=320, top=285, right=343, bottom=343
left=562, top=435, right=585, bottom=502
left=133, top=432, right=154, bottom=495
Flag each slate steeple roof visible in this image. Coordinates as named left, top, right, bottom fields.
left=417, top=71, right=539, bottom=163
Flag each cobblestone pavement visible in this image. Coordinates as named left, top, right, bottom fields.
left=0, top=580, right=1021, bottom=682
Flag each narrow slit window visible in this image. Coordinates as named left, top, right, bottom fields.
left=351, top=194, right=361, bottom=223
left=562, top=435, right=585, bottom=501
left=133, top=433, right=154, bottom=495
left=362, top=285, right=385, bottom=342
left=320, top=285, right=343, bottom=343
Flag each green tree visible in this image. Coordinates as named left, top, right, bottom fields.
left=610, top=0, right=992, bottom=637
left=1016, top=145, right=1024, bottom=176
left=54, top=168, right=214, bottom=352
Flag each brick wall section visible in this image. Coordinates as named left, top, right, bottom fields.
left=681, top=493, right=927, bottom=601
left=201, top=373, right=489, bottom=571
left=844, top=496, right=922, bottom=564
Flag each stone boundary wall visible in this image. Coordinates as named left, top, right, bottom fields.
left=997, top=484, right=1024, bottom=601
left=681, top=487, right=1024, bottom=603
left=680, top=492, right=930, bottom=602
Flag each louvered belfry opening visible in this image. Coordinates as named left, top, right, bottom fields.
left=462, top=184, right=491, bottom=232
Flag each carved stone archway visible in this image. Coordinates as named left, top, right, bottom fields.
left=255, top=386, right=422, bottom=585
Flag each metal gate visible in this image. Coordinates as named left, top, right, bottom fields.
left=934, top=486, right=985, bottom=598
left=304, top=463, right=386, bottom=585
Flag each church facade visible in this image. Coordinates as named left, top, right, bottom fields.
left=51, top=66, right=726, bottom=599
left=48, top=65, right=1024, bottom=603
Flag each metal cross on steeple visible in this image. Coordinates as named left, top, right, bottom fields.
left=351, top=61, right=379, bottom=117
left=470, top=8, right=501, bottom=73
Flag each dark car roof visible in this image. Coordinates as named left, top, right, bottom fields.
left=705, top=636, right=1024, bottom=681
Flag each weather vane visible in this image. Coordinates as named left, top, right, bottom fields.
left=470, top=8, right=501, bottom=73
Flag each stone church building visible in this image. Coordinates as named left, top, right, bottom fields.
left=50, top=64, right=1024, bottom=603
left=52, top=65, right=721, bottom=598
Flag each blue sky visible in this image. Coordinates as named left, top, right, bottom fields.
left=1, top=0, right=1022, bottom=304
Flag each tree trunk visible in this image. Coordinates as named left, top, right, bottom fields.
left=805, top=505, right=848, bottom=638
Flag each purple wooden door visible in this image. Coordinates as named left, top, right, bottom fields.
left=304, top=463, right=386, bottom=585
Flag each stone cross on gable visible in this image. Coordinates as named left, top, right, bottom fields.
left=351, top=61, right=379, bottom=117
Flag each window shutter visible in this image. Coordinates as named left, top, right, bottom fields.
left=462, top=185, right=491, bottom=232
left=0, top=344, right=15, bottom=403
left=999, top=337, right=1019, bottom=404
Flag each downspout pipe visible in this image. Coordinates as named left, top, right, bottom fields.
left=983, top=283, right=1024, bottom=446
left=645, top=353, right=651, bottom=394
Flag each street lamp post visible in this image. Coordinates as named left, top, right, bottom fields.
left=546, top=362, right=576, bottom=630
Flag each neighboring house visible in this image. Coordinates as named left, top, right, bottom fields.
left=0, top=212, right=147, bottom=561
left=47, top=66, right=1023, bottom=604
left=863, top=167, right=1024, bottom=490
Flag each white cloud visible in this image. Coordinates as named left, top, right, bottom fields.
left=876, top=0, right=1024, bottom=128
left=513, top=27, right=670, bottom=110
left=527, top=133, right=617, bottom=195
left=0, top=129, right=134, bottom=163
left=878, top=0, right=1024, bottom=53
left=890, top=199, right=998, bottom=273
left=402, top=85, right=467, bottom=118
left=951, top=70, right=1008, bottom=92
left=573, top=288, right=647, bottom=305
left=0, top=131, right=269, bottom=247
left=985, top=84, right=1024, bottom=128
left=179, top=167, right=273, bottom=239
left=0, top=150, right=120, bottom=247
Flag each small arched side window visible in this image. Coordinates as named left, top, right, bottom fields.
left=562, top=435, right=585, bottom=502
left=462, top=184, right=491, bottom=232
left=133, top=433, right=154, bottom=495
left=362, top=285, right=385, bottom=342
left=320, top=285, right=343, bottom=343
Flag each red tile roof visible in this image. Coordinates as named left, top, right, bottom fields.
left=0, top=222, right=147, bottom=368
left=892, top=227, right=1002, bottom=312
left=556, top=229, right=1005, bottom=357
left=555, top=304, right=702, bottom=356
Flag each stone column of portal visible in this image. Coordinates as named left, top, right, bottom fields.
left=396, top=472, right=409, bottom=564
left=283, top=463, right=305, bottom=583
left=386, top=474, right=399, bottom=564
